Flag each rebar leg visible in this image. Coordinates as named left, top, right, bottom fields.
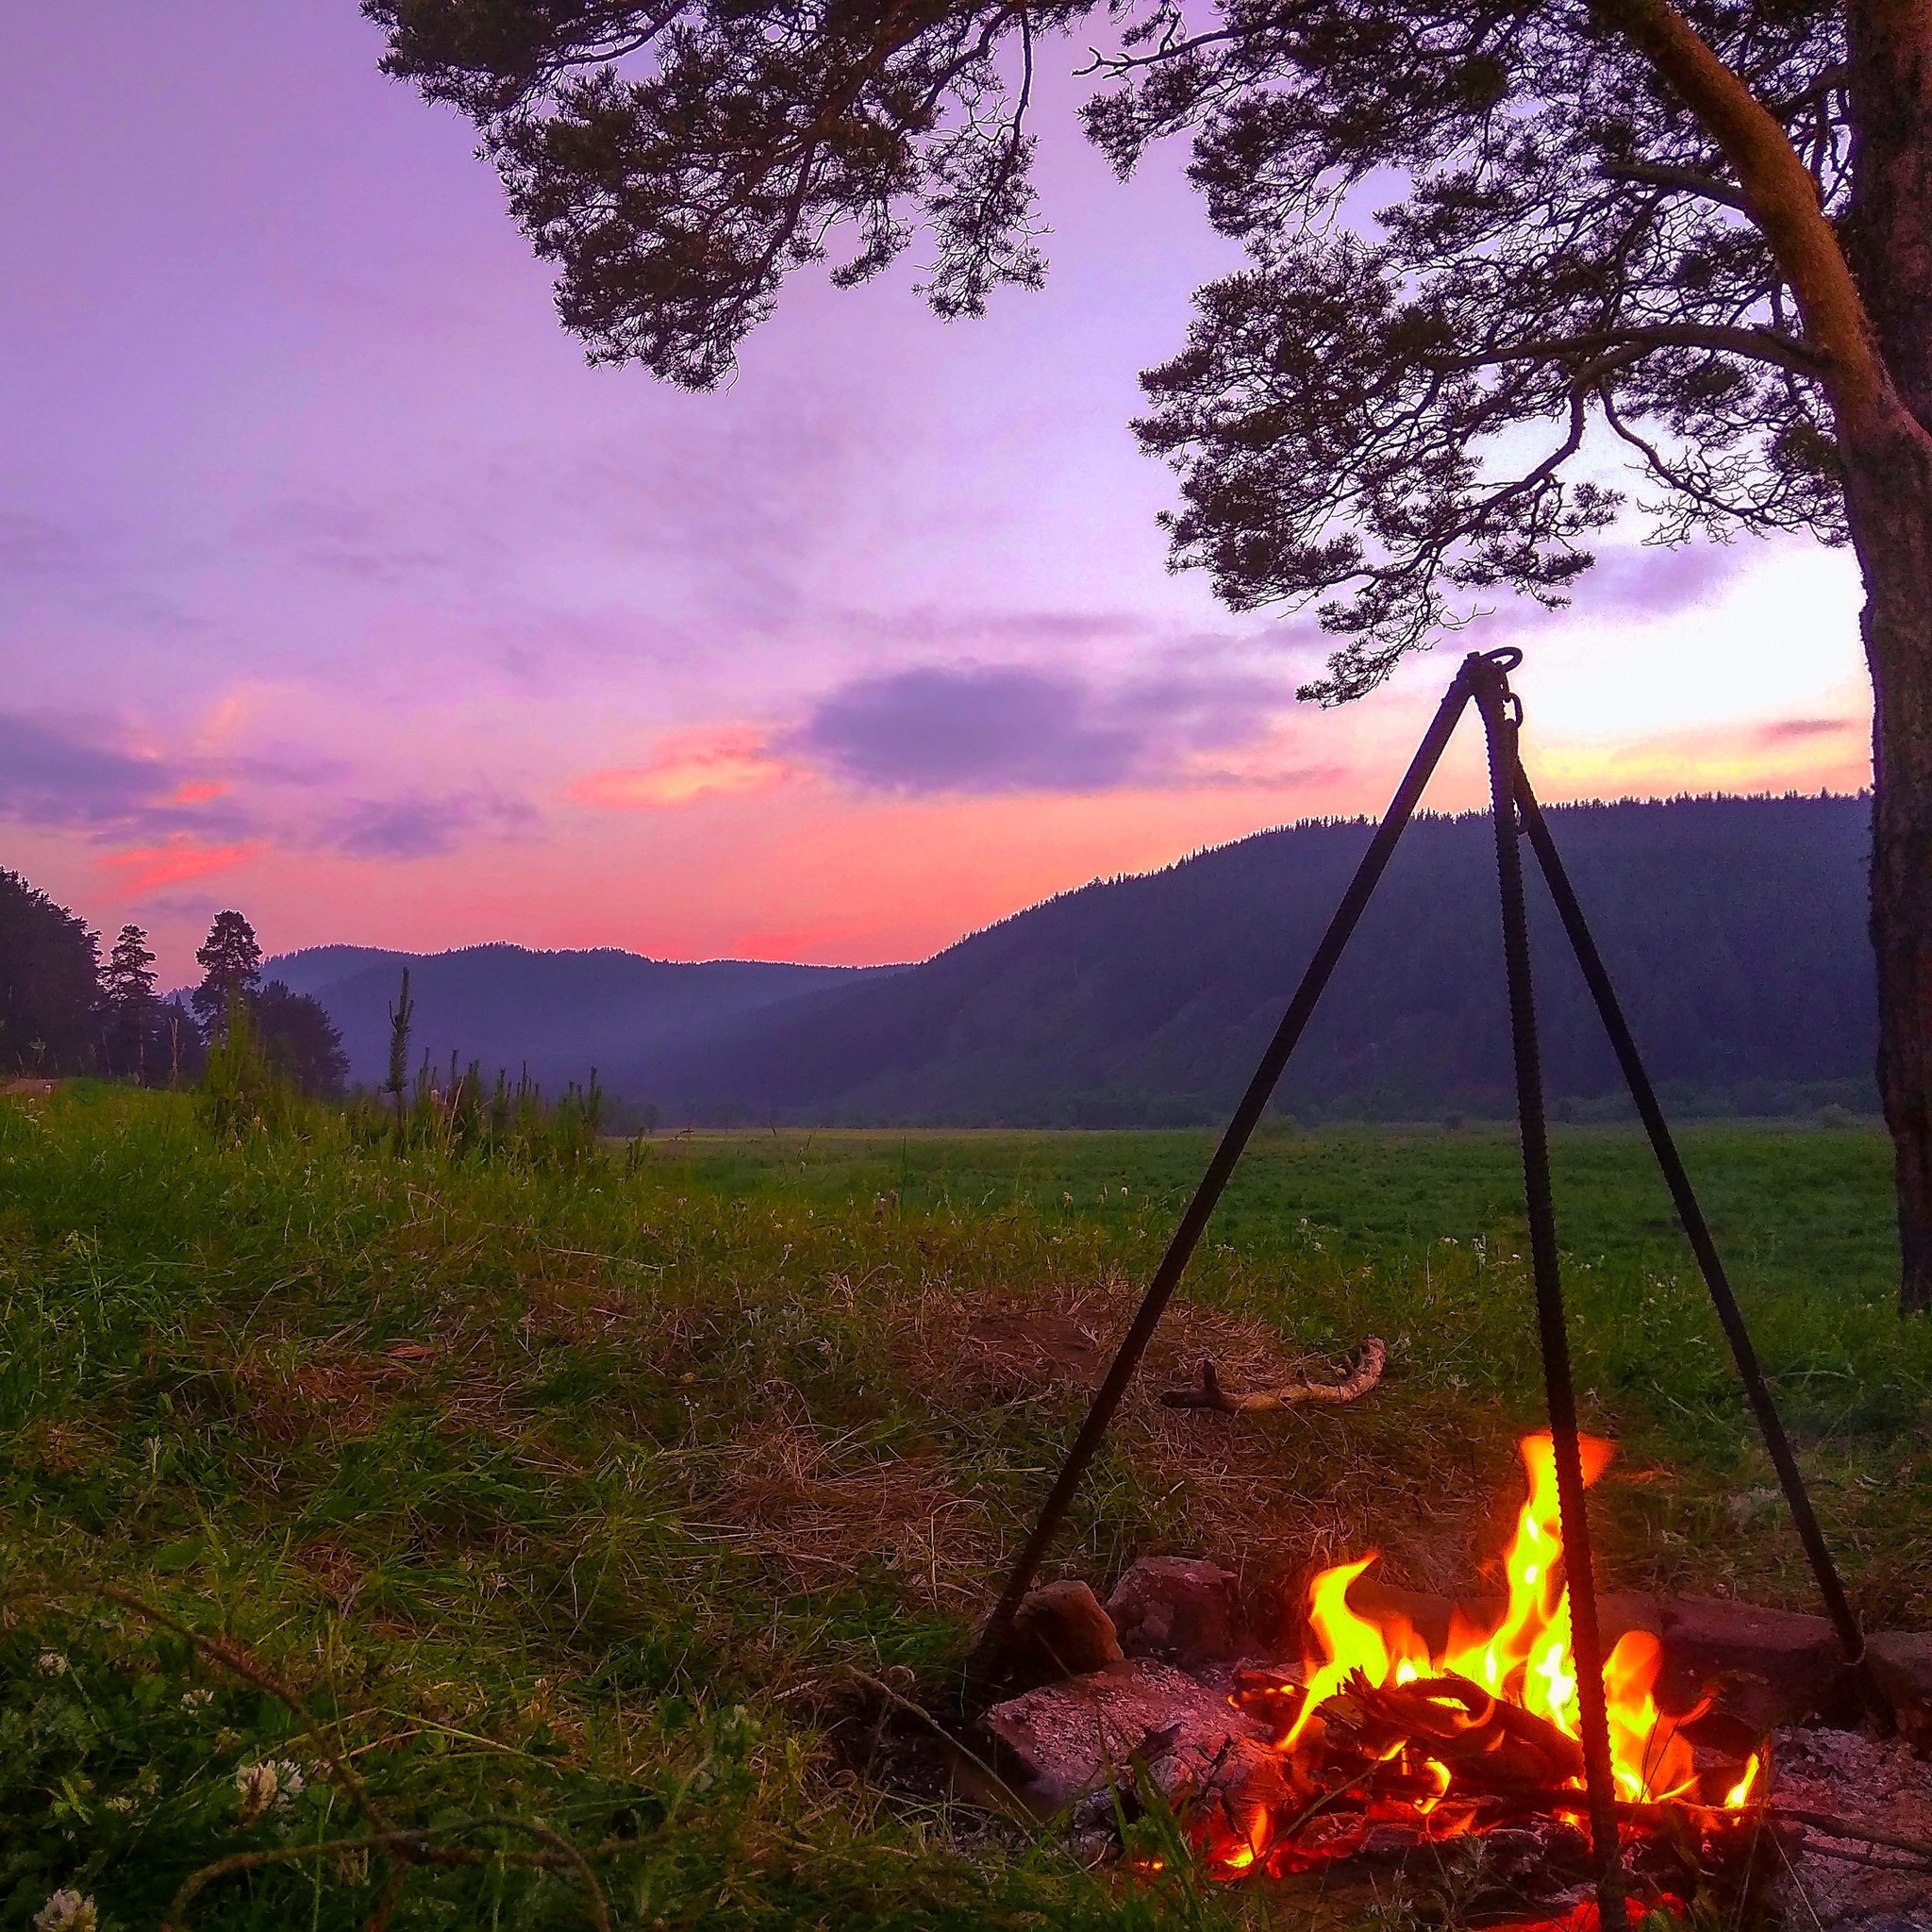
left=1514, top=769, right=1865, bottom=1667
left=961, top=659, right=1482, bottom=1706
left=1472, top=653, right=1625, bottom=1925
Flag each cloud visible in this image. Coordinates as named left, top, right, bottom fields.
left=325, top=789, right=538, bottom=859
left=1585, top=541, right=1745, bottom=617
left=790, top=661, right=1281, bottom=795
left=0, top=711, right=261, bottom=844
left=93, top=839, right=263, bottom=896
left=237, top=493, right=483, bottom=587
left=0, top=711, right=172, bottom=828
left=1758, top=716, right=1861, bottom=742
left=571, top=728, right=794, bottom=810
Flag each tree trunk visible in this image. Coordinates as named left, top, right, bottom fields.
left=1840, top=424, right=1932, bottom=1313
left=1843, top=0, right=1932, bottom=1312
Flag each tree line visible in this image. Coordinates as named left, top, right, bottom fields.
left=0, top=870, right=347, bottom=1098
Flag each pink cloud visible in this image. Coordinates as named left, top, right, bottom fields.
left=93, top=838, right=262, bottom=896
left=570, top=728, right=794, bottom=809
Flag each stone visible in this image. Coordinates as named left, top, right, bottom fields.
left=981, top=1657, right=1265, bottom=1813
left=1653, top=1594, right=1849, bottom=1728
left=1869, top=1631, right=1932, bottom=1755
left=1106, top=1557, right=1242, bottom=1664
left=1008, top=1579, right=1123, bottom=1678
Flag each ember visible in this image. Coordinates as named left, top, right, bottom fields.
left=1187, top=1432, right=1764, bottom=1883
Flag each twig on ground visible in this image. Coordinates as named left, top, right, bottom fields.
left=1774, top=1805, right=1932, bottom=1866
left=1161, top=1339, right=1388, bottom=1413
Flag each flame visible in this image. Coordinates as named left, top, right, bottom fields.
left=1292, top=1432, right=1749, bottom=1811
left=1723, top=1753, right=1761, bottom=1809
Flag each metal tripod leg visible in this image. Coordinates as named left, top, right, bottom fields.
left=961, top=656, right=1482, bottom=1704
left=1513, top=768, right=1866, bottom=1668
left=1470, top=652, right=1625, bottom=1924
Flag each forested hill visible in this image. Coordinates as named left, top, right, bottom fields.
left=605, top=793, right=1876, bottom=1124
left=262, top=943, right=900, bottom=1095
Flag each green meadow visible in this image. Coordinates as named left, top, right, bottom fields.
left=4, top=1087, right=1928, bottom=1928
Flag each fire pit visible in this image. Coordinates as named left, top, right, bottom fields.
left=980, top=1432, right=1770, bottom=1918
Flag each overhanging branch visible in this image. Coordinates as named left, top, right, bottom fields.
left=1431, top=322, right=1827, bottom=380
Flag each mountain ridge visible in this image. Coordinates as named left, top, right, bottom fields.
left=280, top=793, right=1878, bottom=1124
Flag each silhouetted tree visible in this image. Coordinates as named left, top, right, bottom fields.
left=366, top=0, right=1932, bottom=1309
left=386, top=966, right=414, bottom=1122
left=0, top=869, right=100, bottom=1074
left=192, top=910, right=263, bottom=1036
left=258, top=981, right=351, bottom=1099
left=103, top=924, right=158, bottom=1081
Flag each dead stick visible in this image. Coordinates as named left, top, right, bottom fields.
left=1774, top=1806, right=1932, bottom=1864
left=1161, top=1339, right=1388, bottom=1412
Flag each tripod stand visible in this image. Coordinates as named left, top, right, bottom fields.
left=963, top=647, right=1866, bottom=1924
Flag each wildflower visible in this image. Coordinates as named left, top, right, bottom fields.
left=36, top=1651, right=68, bottom=1676
left=105, top=1794, right=135, bottom=1814
left=235, top=1758, right=305, bottom=1823
left=181, top=1686, right=214, bottom=1708
left=34, top=1892, right=96, bottom=1932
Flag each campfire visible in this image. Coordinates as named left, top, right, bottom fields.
left=1181, top=1431, right=1762, bottom=1885
left=980, top=1430, right=1777, bottom=1918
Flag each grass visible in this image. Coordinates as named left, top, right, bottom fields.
left=3, top=1086, right=1929, bottom=1929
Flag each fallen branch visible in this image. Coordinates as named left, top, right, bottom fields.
left=1160, top=1340, right=1387, bottom=1413
left=1774, top=1805, right=1932, bottom=1867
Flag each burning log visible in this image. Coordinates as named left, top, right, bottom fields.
left=1318, top=1670, right=1589, bottom=1794
left=1160, top=1339, right=1388, bottom=1412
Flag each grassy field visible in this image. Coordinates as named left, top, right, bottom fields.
left=4, top=1087, right=1929, bottom=1930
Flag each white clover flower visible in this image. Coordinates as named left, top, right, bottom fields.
left=235, top=1757, right=306, bottom=1823
left=35, top=1651, right=69, bottom=1677
left=234, top=1759, right=280, bottom=1823
left=34, top=1891, right=97, bottom=1932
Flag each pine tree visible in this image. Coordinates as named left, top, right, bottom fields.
left=386, top=967, right=414, bottom=1124
left=0, top=868, right=101, bottom=1074
left=102, top=924, right=158, bottom=1081
left=191, top=911, right=263, bottom=1036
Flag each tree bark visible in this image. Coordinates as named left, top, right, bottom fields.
left=1843, top=0, right=1932, bottom=1312
left=1840, top=421, right=1932, bottom=1313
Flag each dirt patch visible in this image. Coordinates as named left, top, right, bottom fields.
left=701, top=1419, right=993, bottom=1608
left=963, top=1308, right=1108, bottom=1391
left=0, top=1078, right=62, bottom=1098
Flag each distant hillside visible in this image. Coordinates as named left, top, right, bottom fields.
left=608, top=794, right=1877, bottom=1124
left=264, top=943, right=902, bottom=1095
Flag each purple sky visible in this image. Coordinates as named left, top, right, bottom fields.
left=0, top=3, right=1874, bottom=980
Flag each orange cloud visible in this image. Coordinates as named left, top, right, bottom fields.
left=165, top=779, right=231, bottom=805
left=570, top=727, right=792, bottom=809
left=93, top=839, right=262, bottom=896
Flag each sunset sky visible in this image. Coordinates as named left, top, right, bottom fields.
left=2, top=4, right=1875, bottom=983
